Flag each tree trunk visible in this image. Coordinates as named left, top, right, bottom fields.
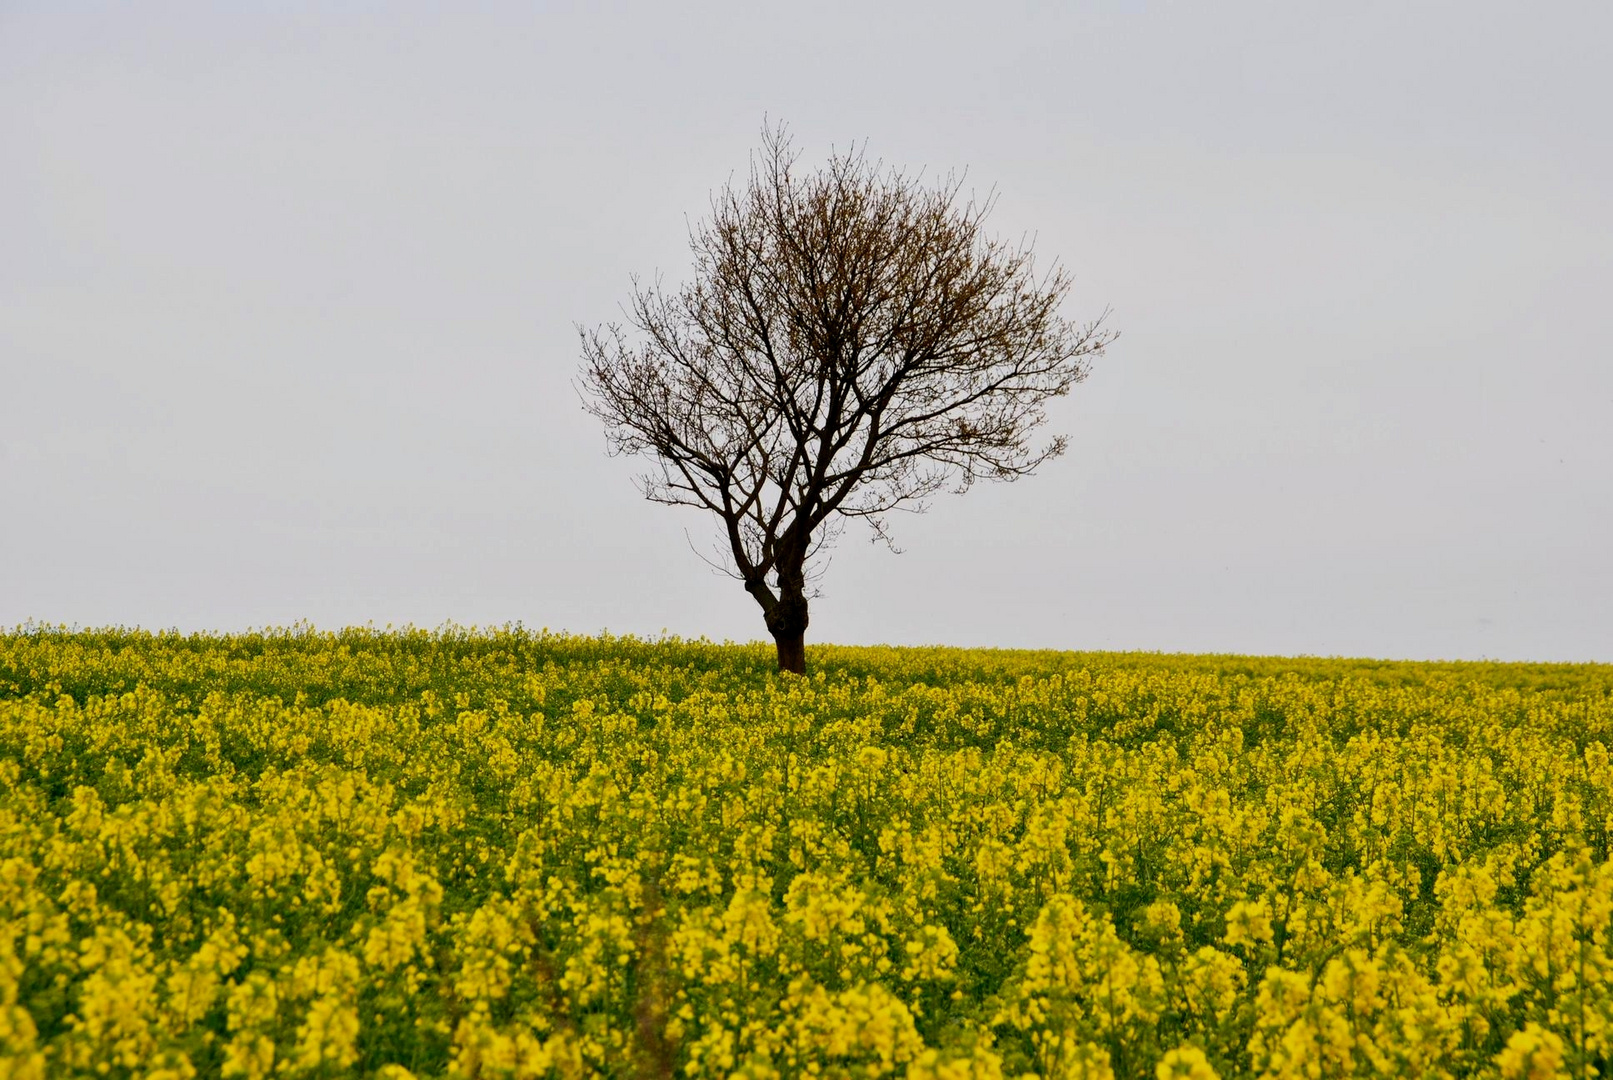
left=772, top=628, right=806, bottom=675
left=765, top=582, right=809, bottom=674
left=746, top=560, right=810, bottom=675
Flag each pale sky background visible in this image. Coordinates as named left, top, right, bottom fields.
left=3, top=3, right=1610, bottom=662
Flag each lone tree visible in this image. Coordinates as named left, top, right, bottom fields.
left=579, top=126, right=1115, bottom=674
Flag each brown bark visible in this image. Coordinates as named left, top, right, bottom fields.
left=747, top=564, right=810, bottom=674
left=772, top=627, right=806, bottom=675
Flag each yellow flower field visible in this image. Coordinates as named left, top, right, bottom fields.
left=1, top=627, right=1610, bottom=1079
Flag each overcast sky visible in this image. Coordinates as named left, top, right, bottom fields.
left=3, top=3, right=1609, bottom=662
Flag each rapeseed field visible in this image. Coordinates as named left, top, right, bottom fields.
left=1, top=626, right=1610, bottom=1080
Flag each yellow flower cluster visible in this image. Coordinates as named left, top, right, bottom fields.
left=1, top=625, right=1610, bottom=1079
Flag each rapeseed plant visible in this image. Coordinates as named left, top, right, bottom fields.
left=0, top=626, right=1609, bottom=1077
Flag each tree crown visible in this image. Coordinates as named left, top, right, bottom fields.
left=580, top=126, right=1115, bottom=593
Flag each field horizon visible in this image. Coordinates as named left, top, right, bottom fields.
left=7, top=620, right=1609, bottom=675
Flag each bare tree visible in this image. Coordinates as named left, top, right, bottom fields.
left=579, top=125, right=1115, bottom=674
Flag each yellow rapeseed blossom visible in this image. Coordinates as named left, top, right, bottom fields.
left=1496, top=1023, right=1567, bottom=1080
left=1155, top=1044, right=1218, bottom=1080
left=0, top=626, right=1610, bottom=1077
left=1222, top=899, right=1274, bottom=951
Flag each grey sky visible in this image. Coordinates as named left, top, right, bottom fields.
left=3, top=3, right=1609, bottom=662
